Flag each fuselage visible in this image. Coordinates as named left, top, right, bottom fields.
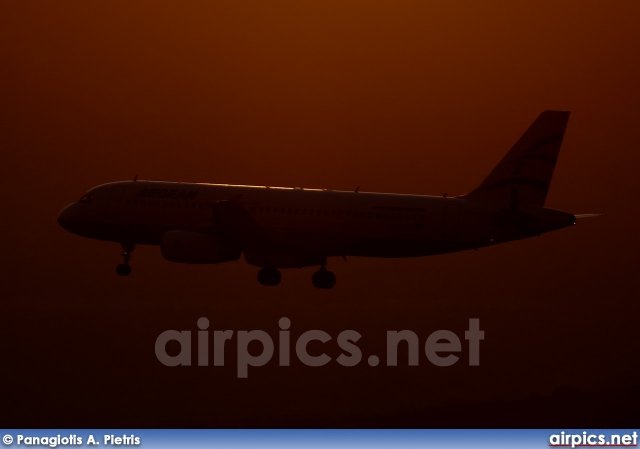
left=58, top=180, right=576, bottom=262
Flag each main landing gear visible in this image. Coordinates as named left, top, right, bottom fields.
left=257, top=266, right=281, bottom=286
left=116, top=243, right=135, bottom=276
left=256, top=265, right=336, bottom=288
left=312, top=266, right=336, bottom=289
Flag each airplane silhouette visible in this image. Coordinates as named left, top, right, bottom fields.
left=58, top=111, right=597, bottom=288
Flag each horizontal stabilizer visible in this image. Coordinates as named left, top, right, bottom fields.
left=575, top=213, right=603, bottom=219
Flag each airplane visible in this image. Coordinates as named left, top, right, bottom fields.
left=57, top=110, right=597, bottom=288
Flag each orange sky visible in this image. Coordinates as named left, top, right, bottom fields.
left=1, top=1, right=639, bottom=427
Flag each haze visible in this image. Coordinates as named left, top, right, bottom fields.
left=1, top=1, right=639, bottom=427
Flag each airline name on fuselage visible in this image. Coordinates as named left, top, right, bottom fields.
left=137, top=188, right=198, bottom=199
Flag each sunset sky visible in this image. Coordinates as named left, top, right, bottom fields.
left=1, top=1, right=639, bottom=427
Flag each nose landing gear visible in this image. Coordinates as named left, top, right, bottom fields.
left=116, top=243, right=135, bottom=276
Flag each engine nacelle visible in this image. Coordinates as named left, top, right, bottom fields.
left=160, top=230, right=240, bottom=264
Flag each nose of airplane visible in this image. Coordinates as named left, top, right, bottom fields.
left=57, top=203, right=76, bottom=231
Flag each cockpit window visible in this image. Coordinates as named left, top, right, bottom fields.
left=79, top=194, right=94, bottom=204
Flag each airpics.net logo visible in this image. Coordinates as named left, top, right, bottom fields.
left=549, top=431, right=638, bottom=448
left=154, top=318, right=484, bottom=378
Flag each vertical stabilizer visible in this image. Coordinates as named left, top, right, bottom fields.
left=462, top=110, right=570, bottom=207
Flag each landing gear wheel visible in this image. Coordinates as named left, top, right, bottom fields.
left=257, top=267, right=281, bottom=286
left=312, top=268, right=336, bottom=289
left=116, top=263, right=132, bottom=276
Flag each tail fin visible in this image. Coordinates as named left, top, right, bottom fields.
left=462, top=110, right=570, bottom=207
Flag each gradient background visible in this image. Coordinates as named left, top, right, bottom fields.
left=1, top=1, right=638, bottom=427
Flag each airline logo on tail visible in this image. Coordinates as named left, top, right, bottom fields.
left=463, top=110, right=570, bottom=207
